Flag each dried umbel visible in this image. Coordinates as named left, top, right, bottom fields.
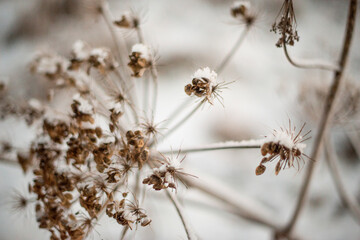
left=231, top=1, right=255, bottom=26
left=271, top=0, right=299, bottom=47
left=70, top=40, right=116, bottom=74
left=256, top=123, right=310, bottom=175
left=185, top=67, right=220, bottom=104
left=106, top=197, right=151, bottom=229
left=128, top=43, right=151, bottom=77
left=114, top=11, right=139, bottom=29
left=143, top=153, right=192, bottom=191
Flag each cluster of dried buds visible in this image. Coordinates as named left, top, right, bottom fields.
left=271, top=0, right=299, bottom=47
left=119, top=130, right=149, bottom=169
left=114, top=11, right=139, bottom=29
left=143, top=155, right=190, bottom=191
left=185, top=67, right=219, bottom=104
left=256, top=124, right=310, bottom=175
left=230, top=1, right=255, bottom=26
left=128, top=44, right=151, bottom=77
left=106, top=196, right=151, bottom=229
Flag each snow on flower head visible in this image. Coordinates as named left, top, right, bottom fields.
left=256, top=123, right=310, bottom=176
left=131, top=43, right=150, bottom=61
left=72, top=93, right=93, bottom=115
left=191, top=67, right=218, bottom=85
left=72, top=40, right=91, bottom=61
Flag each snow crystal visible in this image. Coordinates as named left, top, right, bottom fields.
left=90, top=48, right=110, bottom=65
left=267, top=130, right=306, bottom=152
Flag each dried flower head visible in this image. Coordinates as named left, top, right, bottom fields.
left=256, top=122, right=310, bottom=175
left=271, top=0, right=299, bottom=47
left=231, top=1, right=256, bottom=26
left=114, top=11, right=139, bottom=28
left=128, top=43, right=151, bottom=77
left=143, top=153, right=194, bottom=191
left=185, top=67, right=222, bottom=104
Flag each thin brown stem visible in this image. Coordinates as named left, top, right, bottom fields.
left=324, top=137, right=360, bottom=224
left=283, top=43, right=340, bottom=71
left=281, top=0, right=357, bottom=236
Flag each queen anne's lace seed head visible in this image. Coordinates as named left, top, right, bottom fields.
left=256, top=122, right=310, bottom=175
left=185, top=67, right=220, bottom=104
left=128, top=44, right=151, bottom=77
left=114, top=11, right=139, bottom=29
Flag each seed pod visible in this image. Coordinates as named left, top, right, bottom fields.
left=255, top=164, right=266, bottom=175
left=275, top=161, right=282, bottom=175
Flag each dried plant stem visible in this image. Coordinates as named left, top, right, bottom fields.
left=136, top=26, right=144, bottom=44
left=101, top=2, right=127, bottom=75
left=161, top=140, right=261, bottom=154
left=154, top=100, right=205, bottom=146
left=216, top=26, right=250, bottom=74
left=166, top=190, right=198, bottom=240
left=119, top=226, right=129, bottom=240
left=182, top=174, right=280, bottom=229
left=282, top=0, right=357, bottom=236
left=283, top=44, right=340, bottom=71
left=150, top=64, right=159, bottom=120
left=324, top=137, right=360, bottom=224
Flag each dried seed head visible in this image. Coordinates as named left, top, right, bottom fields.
left=185, top=67, right=220, bottom=104
left=256, top=122, right=310, bottom=175
left=128, top=44, right=151, bottom=77
left=114, top=11, right=139, bottom=28
left=231, top=1, right=256, bottom=26
left=271, top=0, right=299, bottom=47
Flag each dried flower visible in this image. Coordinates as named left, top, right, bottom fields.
left=143, top=153, right=194, bottom=191
left=231, top=1, right=255, bottom=26
left=256, top=122, right=310, bottom=175
left=114, top=11, right=139, bottom=28
left=271, top=0, right=299, bottom=47
left=185, top=67, right=221, bottom=104
left=128, top=44, right=151, bottom=77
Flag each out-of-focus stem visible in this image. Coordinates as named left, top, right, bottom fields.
left=282, top=0, right=357, bottom=236
left=324, top=137, right=360, bottom=224
left=216, top=26, right=250, bottom=74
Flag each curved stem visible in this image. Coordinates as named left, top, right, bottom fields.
left=216, top=26, right=250, bottom=74
left=166, top=190, right=198, bottom=240
left=324, top=137, right=360, bottom=224
left=283, top=43, right=340, bottom=71
left=282, top=0, right=357, bottom=236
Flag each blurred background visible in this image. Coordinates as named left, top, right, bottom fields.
left=0, top=0, right=360, bottom=239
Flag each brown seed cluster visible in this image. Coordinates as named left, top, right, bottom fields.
left=143, top=154, right=190, bottom=191
left=230, top=1, right=255, bottom=26
left=271, top=0, right=299, bottom=47
left=185, top=67, right=218, bottom=104
left=128, top=44, right=151, bottom=77
left=114, top=12, right=139, bottom=29
left=256, top=124, right=310, bottom=175
left=106, top=197, right=151, bottom=229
